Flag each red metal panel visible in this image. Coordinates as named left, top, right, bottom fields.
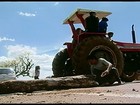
left=114, top=41, right=140, bottom=52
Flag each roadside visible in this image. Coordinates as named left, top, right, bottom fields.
left=0, top=80, right=140, bottom=104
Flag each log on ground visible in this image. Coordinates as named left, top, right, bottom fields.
left=0, top=75, right=98, bottom=94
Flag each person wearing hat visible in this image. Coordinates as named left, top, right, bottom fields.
left=98, top=17, right=109, bottom=33
left=85, top=11, right=99, bottom=32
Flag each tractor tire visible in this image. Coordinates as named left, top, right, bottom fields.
left=72, top=36, right=124, bottom=79
left=52, top=48, right=73, bottom=77
left=121, top=72, right=138, bottom=82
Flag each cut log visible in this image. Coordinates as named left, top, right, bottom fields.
left=0, top=75, right=98, bottom=94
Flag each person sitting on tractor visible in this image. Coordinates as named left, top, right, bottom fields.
left=98, top=17, right=109, bottom=33
left=72, top=28, right=84, bottom=46
left=85, top=12, right=99, bottom=32
left=87, top=54, right=123, bottom=86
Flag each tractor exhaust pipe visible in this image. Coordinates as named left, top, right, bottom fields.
left=132, top=24, right=136, bottom=43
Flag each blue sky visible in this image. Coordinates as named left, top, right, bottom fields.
left=0, top=1, right=140, bottom=56
left=0, top=1, right=140, bottom=78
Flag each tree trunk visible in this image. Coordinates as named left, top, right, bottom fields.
left=0, top=75, right=98, bottom=94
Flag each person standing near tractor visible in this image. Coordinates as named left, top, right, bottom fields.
left=34, top=66, right=40, bottom=79
left=85, top=11, right=99, bottom=32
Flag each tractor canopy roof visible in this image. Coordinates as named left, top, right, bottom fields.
left=63, top=8, right=112, bottom=24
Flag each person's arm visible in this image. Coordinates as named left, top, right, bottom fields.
left=100, top=58, right=112, bottom=77
left=106, top=62, right=112, bottom=72
left=84, top=18, right=88, bottom=31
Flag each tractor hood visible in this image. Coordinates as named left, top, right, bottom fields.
left=63, top=8, right=112, bottom=24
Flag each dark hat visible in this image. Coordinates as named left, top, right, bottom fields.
left=89, top=11, right=96, bottom=15
left=102, top=17, right=108, bottom=21
left=35, top=66, right=40, bottom=69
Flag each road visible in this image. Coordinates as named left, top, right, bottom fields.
left=0, top=80, right=140, bottom=104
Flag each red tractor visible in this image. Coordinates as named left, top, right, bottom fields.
left=52, top=8, right=140, bottom=82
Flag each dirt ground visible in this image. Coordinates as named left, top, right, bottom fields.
left=0, top=80, right=140, bottom=104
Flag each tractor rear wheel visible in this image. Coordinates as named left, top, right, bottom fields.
left=121, top=71, right=138, bottom=82
left=72, top=36, right=124, bottom=81
left=52, top=48, right=73, bottom=77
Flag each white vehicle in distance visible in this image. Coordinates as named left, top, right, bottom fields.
left=0, top=68, right=16, bottom=82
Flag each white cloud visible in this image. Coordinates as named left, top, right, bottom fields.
left=0, top=56, right=14, bottom=62
left=5, top=45, right=37, bottom=57
left=1, top=44, right=54, bottom=77
left=54, top=2, right=59, bottom=6
left=31, top=54, right=54, bottom=71
left=18, top=12, right=36, bottom=17
left=0, top=37, right=15, bottom=42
